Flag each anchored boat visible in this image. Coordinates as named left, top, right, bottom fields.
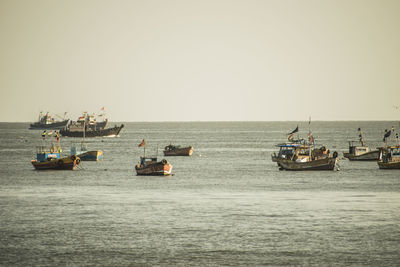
left=377, top=145, right=400, bottom=169
left=29, top=112, right=69, bottom=130
left=135, top=157, right=172, bottom=176
left=343, top=128, right=379, bottom=161
left=276, top=144, right=339, bottom=171
left=31, top=144, right=80, bottom=170
left=163, top=145, right=194, bottom=156
left=135, top=138, right=172, bottom=176
left=70, top=142, right=103, bottom=161
left=60, top=124, right=124, bottom=137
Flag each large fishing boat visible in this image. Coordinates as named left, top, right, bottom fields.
left=29, top=112, right=69, bottom=130
left=60, top=111, right=122, bottom=137
left=343, top=128, right=379, bottom=161
left=276, top=144, right=339, bottom=171
left=31, top=142, right=80, bottom=170
left=60, top=124, right=124, bottom=137
left=163, top=145, right=194, bottom=156
left=377, top=145, right=400, bottom=169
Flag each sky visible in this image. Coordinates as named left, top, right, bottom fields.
left=0, top=0, right=399, bottom=122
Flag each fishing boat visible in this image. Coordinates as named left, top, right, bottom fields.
left=276, top=144, right=339, bottom=171
left=69, top=122, right=103, bottom=161
left=163, top=145, right=194, bottom=156
left=377, top=145, right=400, bottom=169
left=135, top=138, right=172, bottom=175
left=60, top=124, right=124, bottom=137
left=31, top=143, right=80, bottom=170
left=135, top=157, right=172, bottom=176
left=29, top=112, right=69, bottom=130
left=343, top=128, right=379, bottom=161
left=70, top=143, right=103, bottom=161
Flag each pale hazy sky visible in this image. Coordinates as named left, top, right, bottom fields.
left=1, top=0, right=399, bottom=122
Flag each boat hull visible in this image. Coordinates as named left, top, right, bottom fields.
left=31, top=156, right=80, bottom=170
left=343, top=150, right=379, bottom=161
left=278, top=157, right=338, bottom=171
left=135, top=161, right=172, bottom=176
left=163, top=146, right=194, bottom=156
left=378, top=161, right=400, bottom=169
left=77, top=150, right=103, bottom=161
left=60, top=124, right=124, bottom=137
left=29, top=119, right=69, bottom=130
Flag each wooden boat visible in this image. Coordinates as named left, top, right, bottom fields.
left=135, top=157, right=172, bottom=176
left=71, top=143, right=103, bottom=161
left=29, top=112, right=69, bottom=130
left=343, top=141, right=379, bottom=161
left=163, top=145, right=194, bottom=156
left=31, top=144, right=80, bottom=170
left=377, top=145, right=400, bottom=169
left=276, top=145, right=339, bottom=171
left=60, top=124, right=124, bottom=137
left=343, top=128, right=379, bottom=161
left=272, top=143, right=330, bottom=163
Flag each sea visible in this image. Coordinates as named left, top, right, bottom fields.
left=0, top=121, right=399, bottom=266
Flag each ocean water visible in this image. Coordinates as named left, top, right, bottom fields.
left=0, top=121, right=399, bottom=266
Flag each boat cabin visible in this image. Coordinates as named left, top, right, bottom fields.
left=348, top=141, right=371, bottom=156
left=139, top=156, right=157, bottom=167
left=275, top=143, right=301, bottom=159
left=36, top=144, right=61, bottom=161
left=379, top=146, right=400, bottom=163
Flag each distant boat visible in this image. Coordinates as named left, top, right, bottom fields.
left=135, top=157, right=172, bottom=176
left=29, top=112, right=69, bottom=130
left=60, top=124, right=124, bottom=137
left=60, top=112, right=122, bottom=137
left=343, top=128, right=379, bottom=161
left=377, top=145, right=400, bottom=169
left=163, top=145, right=194, bottom=156
left=276, top=144, right=339, bottom=171
left=31, top=142, right=80, bottom=170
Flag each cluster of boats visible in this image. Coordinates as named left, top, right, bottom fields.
left=29, top=111, right=124, bottom=137
left=271, top=127, right=400, bottom=170
left=30, top=114, right=400, bottom=172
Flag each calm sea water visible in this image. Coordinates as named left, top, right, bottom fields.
left=0, top=121, right=399, bottom=266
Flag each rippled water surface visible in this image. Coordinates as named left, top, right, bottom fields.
left=1, top=121, right=399, bottom=266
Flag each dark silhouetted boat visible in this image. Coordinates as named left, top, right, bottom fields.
left=163, top=145, right=194, bottom=156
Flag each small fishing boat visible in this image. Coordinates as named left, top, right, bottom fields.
left=135, top=138, right=172, bottom=175
left=31, top=144, right=80, bottom=170
left=70, top=143, right=103, bottom=161
left=29, top=112, right=69, bottom=130
left=377, top=145, right=400, bottom=169
left=163, top=145, right=194, bottom=156
left=343, top=128, right=379, bottom=161
left=135, top=157, right=172, bottom=176
left=276, top=145, right=339, bottom=171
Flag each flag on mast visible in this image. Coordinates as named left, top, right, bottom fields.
left=138, top=139, right=146, bottom=147
left=288, top=126, right=299, bottom=135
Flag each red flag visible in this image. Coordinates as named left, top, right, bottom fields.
left=138, top=139, right=145, bottom=147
